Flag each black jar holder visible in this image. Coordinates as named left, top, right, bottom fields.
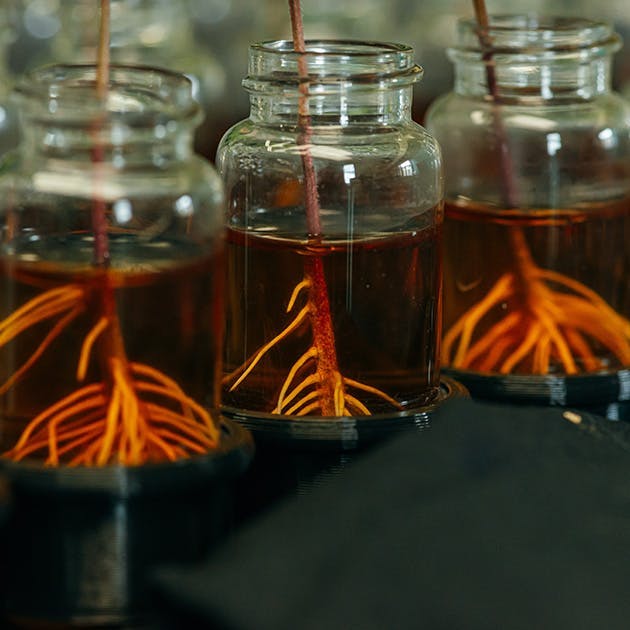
left=225, top=376, right=468, bottom=524
left=447, top=369, right=630, bottom=422
left=0, top=417, right=253, bottom=629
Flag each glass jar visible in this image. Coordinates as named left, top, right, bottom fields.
left=217, top=40, right=443, bottom=421
left=425, top=16, right=630, bottom=411
left=45, top=0, right=226, bottom=160
left=0, top=5, right=20, bottom=158
left=0, top=64, right=227, bottom=465
left=52, top=0, right=225, bottom=105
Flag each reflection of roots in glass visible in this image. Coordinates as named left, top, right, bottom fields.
left=1, top=280, right=219, bottom=466
left=443, top=228, right=630, bottom=375
left=224, top=260, right=402, bottom=417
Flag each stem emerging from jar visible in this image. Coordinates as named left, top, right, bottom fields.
left=91, top=0, right=111, bottom=268
left=288, top=0, right=321, bottom=238
left=288, top=0, right=342, bottom=415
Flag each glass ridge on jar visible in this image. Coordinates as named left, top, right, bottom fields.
left=218, top=39, right=443, bottom=420
left=425, top=15, right=630, bottom=409
left=0, top=64, right=226, bottom=462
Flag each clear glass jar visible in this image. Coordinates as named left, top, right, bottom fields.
left=218, top=40, right=443, bottom=420
left=51, top=0, right=225, bottom=107
left=0, top=5, right=20, bottom=158
left=45, top=0, right=226, bottom=160
left=425, top=16, right=630, bottom=407
left=0, top=64, right=226, bottom=465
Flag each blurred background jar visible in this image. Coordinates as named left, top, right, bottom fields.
left=0, top=64, right=226, bottom=452
left=0, top=3, right=21, bottom=158
left=0, top=61, right=252, bottom=627
left=425, top=14, right=630, bottom=418
left=2, top=0, right=629, bottom=161
left=2, top=0, right=228, bottom=158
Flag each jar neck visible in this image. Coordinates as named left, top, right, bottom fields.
left=248, top=88, right=415, bottom=125
left=21, top=120, right=196, bottom=167
left=14, top=64, right=200, bottom=168
left=244, top=39, right=421, bottom=125
left=449, top=15, right=620, bottom=102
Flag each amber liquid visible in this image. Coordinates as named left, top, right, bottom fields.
left=443, top=197, right=630, bottom=374
left=0, top=235, right=224, bottom=452
left=223, top=223, right=442, bottom=415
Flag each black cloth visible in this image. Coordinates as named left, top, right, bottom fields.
left=153, top=398, right=630, bottom=630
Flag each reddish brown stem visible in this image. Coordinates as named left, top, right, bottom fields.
left=92, top=0, right=135, bottom=392
left=289, top=0, right=322, bottom=236
left=304, top=257, right=339, bottom=415
left=96, top=0, right=110, bottom=100
left=90, top=161, right=110, bottom=267
left=92, top=0, right=111, bottom=267
left=288, top=0, right=342, bottom=414
left=94, top=271, right=130, bottom=366
left=89, top=0, right=128, bottom=386
left=472, top=0, right=519, bottom=209
left=473, top=0, right=530, bottom=291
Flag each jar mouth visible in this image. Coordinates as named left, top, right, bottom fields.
left=244, top=39, right=422, bottom=93
left=13, top=63, right=201, bottom=125
left=450, top=14, right=621, bottom=61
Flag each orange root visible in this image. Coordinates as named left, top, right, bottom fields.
left=0, top=285, right=84, bottom=394
left=1, top=283, right=220, bottom=466
left=5, top=359, right=218, bottom=466
left=224, top=276, right=402, bottom=417
left=443, top=228, right=630, bottom=375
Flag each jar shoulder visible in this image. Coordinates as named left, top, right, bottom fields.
left=0, top=153, right=223, bottom=200
left=217, top=118, right=441, bottom=163
left=426, top=91, right=630, bottom=130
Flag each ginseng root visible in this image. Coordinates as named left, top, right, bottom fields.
left=224, top=262, right=402, bottom=417
left=443, top=227, right=630, bottom=374
left=1, top=282, right=219, bottom=466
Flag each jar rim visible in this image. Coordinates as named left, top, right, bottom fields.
left=451, top=14, right=621, bottom=58
left=13, top=63, right=201, bottom=125
left=244, top=38, right=422, bottom=92
left=250, top=39, right=415, bottom=57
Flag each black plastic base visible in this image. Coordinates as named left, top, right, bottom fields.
left=444, top=367, right=630, bottom=422
left=225, top=376, right=468, bottom=524
left=0, top=418, right=253, bottom=628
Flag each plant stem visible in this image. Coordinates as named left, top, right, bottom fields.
left=92, top=0, right=111, bottom=268
left=304, top=258, right=339, bottom=415
left=96, top=0, right=110, bottom=100
left=473, top=0, right=533, bottom=292
left=288, top=0, right=342, bottom=415
left=93, top=1, right=128, bottom=375
left=472, top=0, right=519, bottom=209
left=288, top=0, right=321, bottom=237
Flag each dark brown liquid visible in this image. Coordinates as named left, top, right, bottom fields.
left=443, top=197, right=630, bottom=374
left=223, top=225, right=442, bottom=415
left=0, top=239, right=224, bottom=452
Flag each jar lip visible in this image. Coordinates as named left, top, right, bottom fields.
left=244, top=38, right=422, bottom=92
left=251, top=38, right=415, bottom=58
left=452, top=14, right=621, bottom=57
left=13, top=63, right=201, bottom=125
